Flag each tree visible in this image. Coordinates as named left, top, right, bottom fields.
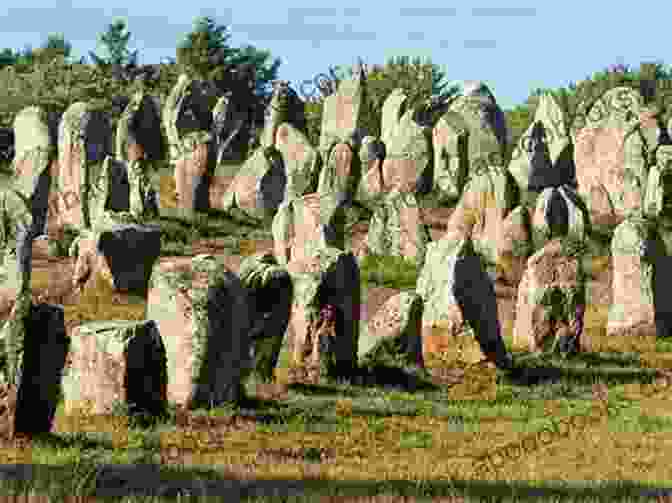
left=33, top=33, right=73, bottom=64
left=89, top=18, right=138, bottom=69
left=176, top=16, right=235, bottom=81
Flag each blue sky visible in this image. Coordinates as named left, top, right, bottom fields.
left=2, top=1, right=671, bottom=110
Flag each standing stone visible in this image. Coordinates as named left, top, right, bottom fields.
left=72, top=224, right=162, bottom=295
left=573, top=87, right=662, bottom=231
left=116, top=91, right=165, bottom=163
left=355, top=136, right=386, bottom=206
left=644, top=145, right=672, bottom=219
left=61, top=320, right=167, bottom=417
left=218, top=146, right=286, bottom=222
left=239, top=252, right=293, bottom=382
left=147, top=255, right=253, bottom=408
left=508, top=93, right=575, bottom=207
left=513, top=239, right=586, bottom=354
left=379, top=89, right=433, bottom=194
left=607, top=217, right=665, bottom=340
left=0, top=106, right=59, bottom=320
left=360, top=291, right=424, bottom=369
left=416, top=236, right=511, bottom=368
left=444, top=163, right=520, bottom=282
left=530, top=185, right=590, bottom=252
left=211, top=91, right=250, bottom=166
left=286, top=248, right=360, bottom=380
left=0, top=128, right=14, bottom=164
left=0, top=302, right=69, bottom=437
left=364, top=190, right=430, bottom=268
left=218, top=81, right=316, bottom=219
left=317, top=141, right=360, bottom=201
left=432, top=110, right=469, bottom=204
left=163, top=75, right=216, bottom=213
left=317, top=64, right=367, bottom=197
left=260, top=80, right=306, bottom=149
left=272, top=192, right=347, bottom=266
left=57, top=102, right=114, bottom=229
left=319, top=62, right=367, bottom=160
left=274, top=122, right=320, bottom=202
left=448, top=81, right=508, bottom=170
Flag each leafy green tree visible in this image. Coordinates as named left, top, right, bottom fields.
left=176, top=16, right=234, bottom=81
left=88, top=18, right=138, bottom=69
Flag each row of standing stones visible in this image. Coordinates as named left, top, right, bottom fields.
left=1, top=68, right=672, bottom=438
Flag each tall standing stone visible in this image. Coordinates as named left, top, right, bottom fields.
left=239, top=252, right=293, bottom=382
left=364, top=190, right=430, bottom=268
left=573, top=87, right=662, bottom=232
left=379, top=89, right=433, bottom=194
left=0, top=303, right=69, bottom=438
left=448, top=81, right=508, bottom=170
left=147, top=255, right=253, bottom=408
left=507, top=93, right=575, bottom=207
left=607, top=217, right=666, bottom=340
left=317, top=64, right=367, bottom=199
left=57, top=102, right=114, bottom=229
left=416, top=236, right=511, bottom=368
left=163, top=75, right=216, bottom=214
left=432, top=110, right=469, bottom=204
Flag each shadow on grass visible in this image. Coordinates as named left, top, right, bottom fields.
left=285, top=365, right=441, bottom=396
left=0, top=463, right=669, bottom=500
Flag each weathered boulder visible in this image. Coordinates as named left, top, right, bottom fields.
left=416, top=236, right=511, bottom=368
left=146, top=255, right=253, bottom=408
left=644, top=145, right=672, bottom=219
left=163, top=75, right=217, bottom=213
left=364, top=190, right=430, bottom=268
left=116, top=91, right=165, bottom=163
left=0, top=128, right=13, bottom=163
left=218, top=82, right=317, bottom=220
left=432, top=110, right=469, bottom=204
left=447, top=80, right=508, bottom=170
left=0, top=302, right=69, bottom=438
left=286, top=248, right=360, bottom=380
left=443, top=164, right=521, bottom=282
left=607, top=217, right=671, bottom=340
left=317, top=65, right=367, bottom=197
left=318, top=63, right=367, bottom=160
left=61, top=320, right=167, bottom=417
left=90, top=157, right=159, bottom=225
left=507, top=93, right=575, bottom=207
left=359, top=291, right=424, bottom=369
left=573, top=87, right=662, bottom=231
left=72, top=223, right=162, bottom=295
left=274, top=123, right=321, bottom=201
left=217, top=146, right=286, bottom=222
left=513, top=239, right=586, bottom=353
left=239, top=252, right=293, bottom=382
left=57, top=102, right=114, bottom=229
left=272, top=192, right=347, bottom=266
left=379, top=89, right=433, bottom=194
left=317, top=141, right=360, bottom=202
left=0, top=106, right=60, bottom=297
left=211, top=91, right=251, bottom=166
left=356, top=135, right=385, bottom=192
left=259, top=80, right=306, bottom=149
left=530, top=185, right=590, bottom=252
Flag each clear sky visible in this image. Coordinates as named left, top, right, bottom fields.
left=2, top=2, right=671, bottom=110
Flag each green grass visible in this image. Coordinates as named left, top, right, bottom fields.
left=3, top=341, right=672, bottom=500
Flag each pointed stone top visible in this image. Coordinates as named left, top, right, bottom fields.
left=462, top=80, right=497, bottom=105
